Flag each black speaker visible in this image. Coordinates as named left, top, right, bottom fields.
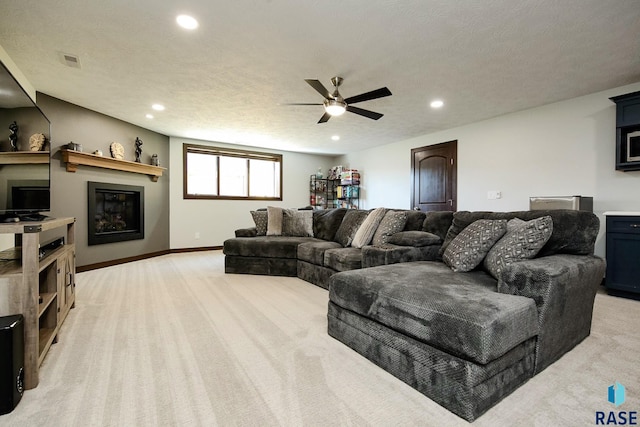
left=0, top=314, right=24, bottom=415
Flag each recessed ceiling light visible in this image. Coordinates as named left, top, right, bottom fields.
left=146, top=114, right=154, bottom=119
left=176, top=15, right=198, bottom=30
left=331, top=135, right=340, bottom=141
left=152, top=104, right=165, bottom=111
left=430, top=100, right=444, bottom=109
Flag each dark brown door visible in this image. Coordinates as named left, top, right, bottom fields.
left=411, top=140, right=457, bottom=211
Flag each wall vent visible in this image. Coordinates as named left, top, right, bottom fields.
left=59, top=52, right=81, bottom=69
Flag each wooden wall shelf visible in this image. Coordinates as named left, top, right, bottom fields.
left=0, top=151, right=50, bottom=165
left=61, top=149, right=166, bottom=181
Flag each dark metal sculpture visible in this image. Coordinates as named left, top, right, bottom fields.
left=9, top=121, right=18, bottom=151
left=134, top=137, right=143, bottom=163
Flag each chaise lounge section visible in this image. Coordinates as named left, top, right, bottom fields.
left=327, top=210, right=605, bottom=421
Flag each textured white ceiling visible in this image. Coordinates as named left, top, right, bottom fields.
left=0, top=0, right=639, bottom=155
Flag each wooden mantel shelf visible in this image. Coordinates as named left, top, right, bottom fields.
left=61, top=149, right=166, bottom=181
left=0, top=151, right=50, bottom=165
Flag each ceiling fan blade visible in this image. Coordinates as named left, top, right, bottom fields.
left=346, top=105, right=384, bottom=120
left=305, top=79, right=332, bottom=99
left=344, top=87, right=392, bottom=104
left=317, top=112, right=332, bottom=124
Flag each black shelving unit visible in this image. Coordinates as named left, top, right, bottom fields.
left=310, top=175, right=359, bottom=209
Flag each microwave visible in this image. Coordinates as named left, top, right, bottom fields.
left=627, top=130, right=640, bottom=162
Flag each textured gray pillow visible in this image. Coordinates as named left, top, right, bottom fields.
left=282, top=209, right=314, bottom=237
left=352, top=208, right=387, bottom=248
left=372, top=210, right=409, bottom=246
left=334, top=210, right=370, bottom=247
left=388, top=230, right=441, bottom=247
left=484, top=216, right=553, bottom=279
left=443, top=219, right=508, bottom=272
left=266, top=206, right=283, bottom=236
left=250, top=210, right=268, bottom=236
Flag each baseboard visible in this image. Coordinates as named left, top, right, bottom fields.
left=77, top=246, right=223, bottom=272
left=170, top=246, right=223, bottom=253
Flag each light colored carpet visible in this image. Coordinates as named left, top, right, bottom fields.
left=1, top=251, right=638, bottom=426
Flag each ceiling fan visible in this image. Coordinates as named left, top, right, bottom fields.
left=287, top=77, right=392, bottom=124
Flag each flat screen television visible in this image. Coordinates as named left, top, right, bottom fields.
left=11, top=183, right=50, bottom=211
left=0, top=61, right=51, bottom=222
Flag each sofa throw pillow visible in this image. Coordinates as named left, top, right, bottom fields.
left=388, top=230, right=441, bottom=247
left=334, top=210, right=370, bottom=247
left=443, top=219, right=508, bottom=272
left=250, top=210, right=268, bottom=236
left=484, top=216, right=553, bottom=279
left=372, top=210, right=409, bottom=246
left=266, top=206, right=284, bottom=236
left=352, top=208, right=387, bottom=248
left=282, top=208, right=314, bottom=237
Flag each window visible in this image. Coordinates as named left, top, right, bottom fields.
left=183, top=143, right=282, bottom=200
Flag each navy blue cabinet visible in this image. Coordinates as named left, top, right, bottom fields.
left=605, top=214, right=640, bottom=298
left=610, top=91, right=640, bottom=171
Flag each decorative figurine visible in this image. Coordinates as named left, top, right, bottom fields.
left=151, top=154, right=159, bottom=166
left=134, top=137, right=143, bottom=163
left=9, top=121, right=18, bottom=151
left=110, top=142, right=124, bottom=159
left=29, top=133, right=46, bottom=151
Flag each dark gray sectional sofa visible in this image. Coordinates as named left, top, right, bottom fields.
left=224, top=208, right=605, bottom=422
left=224, top=208, right=453, bottom=288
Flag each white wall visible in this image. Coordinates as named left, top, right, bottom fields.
left=337, top=82, right=640, bottom=257
left=169, top=137, right=336, bottom=249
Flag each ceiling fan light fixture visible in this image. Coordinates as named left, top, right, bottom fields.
left=324, top=99, right=346, bottom=116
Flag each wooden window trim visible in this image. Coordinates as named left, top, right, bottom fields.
left=183, top=143, right=283, bottom=201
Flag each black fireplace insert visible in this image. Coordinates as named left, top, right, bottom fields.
left=88, top=182, right=144, bottom=245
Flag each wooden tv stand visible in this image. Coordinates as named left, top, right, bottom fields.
left=0, top=217, right=76, bottom=389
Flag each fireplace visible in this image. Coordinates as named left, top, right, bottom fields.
left=88, top=182, right=144, bottom=245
